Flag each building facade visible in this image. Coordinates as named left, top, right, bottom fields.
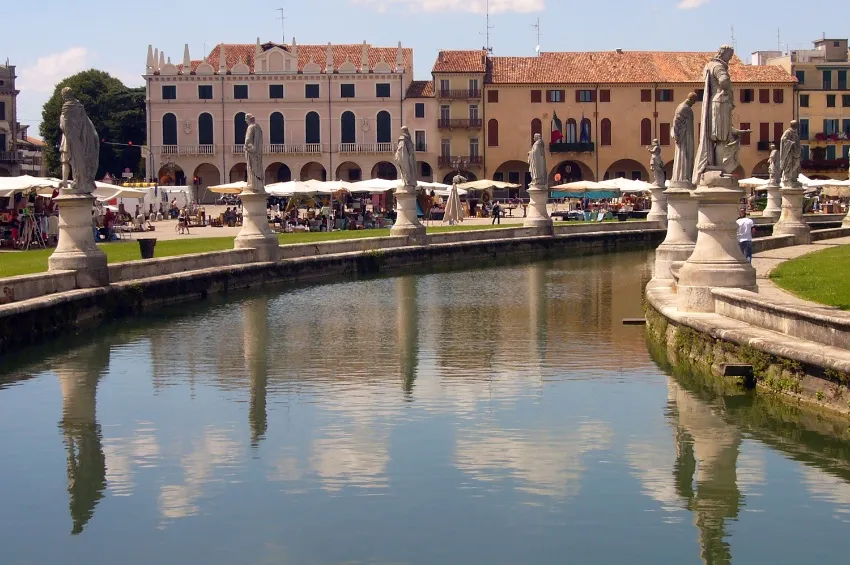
left=16, top=124, right=44, bottom=176
left=0, top=63, right=21, bottom=177
left=144, top=39, right=441, bottom=202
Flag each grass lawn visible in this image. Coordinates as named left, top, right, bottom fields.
left=770, top=245, right=850, bottom=310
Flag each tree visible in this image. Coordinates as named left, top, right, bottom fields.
left=40, top=70, right=146, bottom=179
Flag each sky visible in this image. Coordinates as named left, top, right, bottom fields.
left=4, top=0, right=834, bottom=133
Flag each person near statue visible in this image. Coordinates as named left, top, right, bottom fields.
left=244, top=114, right=264, bottom=193
left=395, top=126, right=417, bottom=188
left=528, top=133, right=547, bottom=188
left=648, top=139, right=665, bottom=187
left=59, top=87, right=99, bottom=194
left=768, top=143, right=780, bottom=185
left=779, top=120, right=802, bottom=186
left=671, top=92, right=698, bottom=185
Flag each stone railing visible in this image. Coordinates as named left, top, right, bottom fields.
left=336, top=143, right=394, bottom=153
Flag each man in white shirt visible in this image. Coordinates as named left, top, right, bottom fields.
left=736, top=209, right=755, bottom=263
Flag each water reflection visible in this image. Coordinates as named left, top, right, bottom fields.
left=244, top=296, right=269, bottom=446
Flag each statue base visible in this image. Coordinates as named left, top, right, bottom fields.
left=48, top=193, right=109, bottom=288
left=234, top=192, right=279, bottom=262
left=762, top=182, right=782, bottom=221
left=773, top=182, right=811, bottom=245
left=844, top=205, right=850, bottom=228
left=653, top=180, right=697, bottom=280
left=676, top=171, right=756, bottom=313
left=390, top=185, right=427, bottom=244
left=523, top=185, right=553, bottom=233
left=646, top=183, right=668, bottom=227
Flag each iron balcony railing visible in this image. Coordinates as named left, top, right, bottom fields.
left=549, top=142, right=595, bottom=153
left=437, top=89, right=481, bottom=100
left=437, top=118, right=483, bottom=130
left=438, top=155, right=483, bottom=168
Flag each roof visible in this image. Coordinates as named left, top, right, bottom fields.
left=175, top=42, right=412, bottom=74
left=485, top=51, right=796, bottom=85
left=18, top=135, right=44, bottom=148
left=405, top=80, right=434, bottom=98
left=432, top=50, right=488, bottom=73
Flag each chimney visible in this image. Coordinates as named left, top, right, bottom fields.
left=616, top=48, right=624, bottom=54
left=219, top=43, right=227, bottom=73
left=438, top=51, right=445, bottom=63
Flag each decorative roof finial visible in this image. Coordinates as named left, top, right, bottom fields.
left=146, top=45, right=155, bottom=73
left=182, top=44, right=191, bottom=72
left=361, top=40, right=369, bottom=73
left=219, top=43, right=227, bottom=73
left=395, top=41, right=404, bottom=73
left=325, top=42, right=334, bottom=73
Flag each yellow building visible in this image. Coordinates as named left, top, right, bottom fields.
left=759, top=38, right=850, bottom=179
left=0, top=63, right=21, bottom=177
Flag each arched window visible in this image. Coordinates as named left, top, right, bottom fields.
left=531, top=118, right=542, bottom=143
left=566, top=118, right=578, bottom=143
left=305, top=111, right=321, bottom=144
left=580, top=118, right=592, bottom=143
left=270, top=112, right=285, bottom=145
left=376, top=111, right=392, bottom=143
left=198, top=113, right=214, bottom=145
left=600, top=118, right=611, bottom=146
left=487, top=119, right=499, bottom=147
left=341, top=111, right=356, bottom=144
left=234, top=112, right=247, bottom=145
left=640, top=118, right=652, bottom=146
left=162, top=113, right=177, bottom=146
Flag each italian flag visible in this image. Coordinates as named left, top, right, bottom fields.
left=551, top=111, right=563, bottom=143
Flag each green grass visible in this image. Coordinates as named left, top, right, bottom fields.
left=770, top=245, right=850, bottom=310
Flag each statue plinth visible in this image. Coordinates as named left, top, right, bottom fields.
left=676, top=171, right=756, bottom=313
left=523, top=184, right=553, bottom=233
left=773, top=182, right=811, bottom=244
left=234, top=191, right=279, bottom=262
left=48, top=193, right=109, bottom=288
left=646, top=183, right=668, bottom=227
left=390, top=184, right=426, bottom=244
left=762, top=182, right=782, bottom=221
left=654, top=180, right=697, bottom=280
left=843, top=203, right=850, bottom=227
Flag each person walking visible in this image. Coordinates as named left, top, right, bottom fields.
left=491, top=200, right=501, bottom=225
left=736, top=209, right=754, bottom=263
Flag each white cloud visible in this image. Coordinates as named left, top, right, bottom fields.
left=353, top=0, right=544, bottom=14
left=18, top=47, right=89, bottom=94
left=677, top=0, right=710, bottom=8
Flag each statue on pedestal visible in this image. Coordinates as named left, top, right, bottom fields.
left=395, top=126, right=417, bottom=188
left=671, top=93, right=697, bottom=185
left=768, top=143, right=780, bottom=185
left=244, top=114, right=264, bottom=193
left=528, top=133, right=547, bottom=188
left=780, top=121, right=802, bottom=186
left=648, top=139, right=665, bottom=187
left=59, top=88, right=99, bottom=195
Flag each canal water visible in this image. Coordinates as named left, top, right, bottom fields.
left=2, top=251, right=850, bottom=564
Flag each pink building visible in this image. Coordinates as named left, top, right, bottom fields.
left=144, top=39, right=438, bottom=202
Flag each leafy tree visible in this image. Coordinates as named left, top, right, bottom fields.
left=40, top=70, right=146, bottom=179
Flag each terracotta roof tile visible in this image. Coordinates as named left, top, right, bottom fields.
left=405, top=80, right=434, bottom=98
left=432, top=50, right=488, bottom=73
left=485, top=51, right=796, bottom=85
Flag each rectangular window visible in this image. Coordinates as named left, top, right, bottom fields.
left=759, top=122, right=770, bottom=142
left=493, top=172, right=504, bottom=182
left=773, top=89, right=784, bottom=104
left=414, top=130, right=426, bottom=152
left=640, top=89, right=652, bottom=102
left=487, top=90, right=499, bottom=103
left=799, top=118, right=809, bottom=140
left=162, top=85, right=176, bottom=100
left=800, top=94, right=809, bottom=107
left=508, top=171, right=520, bottom=185
left=468, top=104, right=479, bottom=120
left=827, top=145, right=837, bottom=160
left=0, top=101, right=5, bottom=120
left=840, top=70, right=848, bottom=90
left=825, top=119, right=839, bottom=135
left=415, top=102, right=425, bottom=118
left=843, top=95, right=850, bottom=107
left=577, top=90, right=594, bottom=103
left=659, top=123, right=671, bottom=145
left=376, top=83, right=391, bottom=98
left=801, top=144, right=810, bottom=161
left=599, top=89, right=611, bottom=103
left=774, top=122, right=783, bottom=144
left=439, top=79, right=450, bottom=94
left=305, top=84, right=320, bottom=99
left=843, top=119, right=850, bottom=136
left=795, top=70, right=805, bottom=84
left=440, top=105, right=450, bottom=121
left=340, top=83, right=355, bottom=98
left=469, top=138, right=479, bottom=158
left=827, top=94, right=836, bottom=107
left=530, top=90, right=542, bottom=103
left=824, top=70, right=833, bottom=90
left=740, top=89, right=754, bottom=103
left=758, top=89, right=770, bottom=103
left=198, top=85, right=213, bottom=99
left=233, top=85, right=248, bottom=100
left=468, top=79, right=479, bottom=94
left=0, top=133, right=5, bottom=151
left=740, top=122, right=751, bottom=145
left=440, top=139, right=450, bottom=157
left=269, top=84, right=284, bottom=99
left=844, top=145, right=850, bottom=160
left=656, top=89, right=674, bottom=102
left=546, top=90, right=564, bottom=102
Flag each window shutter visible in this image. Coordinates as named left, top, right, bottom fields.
left=600, top=89, right=610, bottom=102
left=759, top=89, right=769, bottom=103
left=773, top=89, right=784, bottom=104
left=659, top=124, right=671, bottom=146
left=575, top=90, right=581, bottom=103
left=640, top=89, right=651, bottom=102
left=531, top=90, right=541, bottom=103
left=589, top=90, right=596, bottom=103
left=740, top=123, right=751, bottom=145
left=759, top=122, right=770, bottom=142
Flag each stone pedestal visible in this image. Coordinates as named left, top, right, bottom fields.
left=654, top=181, right=697, bottom=280
left=48, top=193, right=109, bottom=288
left=234, top=192, right=279, bottom=262
left=844, top=204, right=850, bottom=227
left=523, top=185, right=553, bottom=233
left=647, top=183, right=668, bottom=227
left=773, top=183, right=811, bottom=244
left=676, top=172, right=756, bottom=313
left=762, top=182, right=782, bottom=221
left=390, top=185, right=426, bottom=244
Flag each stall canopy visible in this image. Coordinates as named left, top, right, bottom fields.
left=0, top=175, right=59, bottom=194
left=600, top=177, right=652, bottom=193
left=208, top=181, right=247, bottom=194
left=737, top=177, right=768, bottom=188
left=551, top=180, right=619, bottom=199
left=457, top=179, right=521, bottom=191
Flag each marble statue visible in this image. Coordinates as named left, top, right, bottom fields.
left=59, top=88, right=99, bottom=194
left=780, top=120, right=802, bottom=186
left=395, top=126, right=417, bottom=188
left=671, top=92, right=697, bottom=184
left=768, top=143, right=780, bottom=185
left=648, top=139, right=665, bottom=187
left=528, top=133, right=547, bottom=188
left=244, top=114, right=264, bottom=193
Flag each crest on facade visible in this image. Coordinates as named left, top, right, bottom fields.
left=361, top=119, right=370, bottom=132
left=183, top=120, right=192, bottom=134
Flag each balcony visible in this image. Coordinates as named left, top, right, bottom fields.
left=438, top=155, right=483, bottom=168
left=231, top=144, right=245, bottom=154
left=268, top=143, right=324, bottom=155
left=437, top=89, right=481, bottom=100
left=549, top=142, right=595, bottom=153
left=336, top=142, right=394, bottom=153
left=438, top=118, right=483, bottom=130
left=0, top=151, right=21, bottom=163
left=810, top=132, right=850, bottom=146
left=803, top=158, right=849, bottom=172
left=155, top=145, right=215, bottom=156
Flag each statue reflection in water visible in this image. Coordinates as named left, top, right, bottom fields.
left=244, top=296, right=270, bottom=447
left=396, top=276, right=419, bottom=397
left=56, top=342, right=110, bottom=535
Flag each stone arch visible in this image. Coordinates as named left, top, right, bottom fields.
left=494, top=160, right=530, bottom=188
left=157, top=163, right=185, bottom=186
left=442, top=170, right=477, bottom=184
left=265, top=162, right=292, bottom=184
left=301, top=161, right=326, bottom=181
left=193, top=163, right=221, bottom=203
left=336, top=161, right=362, bottom=181
left=752, top=158, right=770, bottom=178
left=0, top=166, right=11, bottom=177
left=418, top=161, right=434, bottom=181
left=229, top=162, right=247, bottom=183
left=269, top=112, right=285, bottom=145
left=550, top=160, right=594, bottom=184
left=372, top=161, right=397, bottom=180
left=603, top=159, right=648, bottom=182
left=530, top=118, right=542, bottom=144
left=234, top=112, right=247, bottom=145
left=340, top=111, right=356, bottom=145
left=162, top=113, right=177, bottom=146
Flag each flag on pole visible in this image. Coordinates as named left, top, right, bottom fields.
left=551, top=111, right=564, bottom=144
left=579, top=112, right=591, bottom=143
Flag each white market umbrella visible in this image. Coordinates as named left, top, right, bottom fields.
left=738, top=177, right=769, bottom=188
left=208, top=181, right=247, bottom=194
left=442, top=182, right=466, bottom=224
left=551, top=180, right=609, bottom=191
left=600, top=177, right=653, bottom=193
left=0, top=176, right=60, bottom=196
left=458, top=179, right=521, bottom=191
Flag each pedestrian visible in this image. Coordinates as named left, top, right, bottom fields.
left=491, top=200, right=501, bottom=225
left=736, top=209, right=754, bottom=263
